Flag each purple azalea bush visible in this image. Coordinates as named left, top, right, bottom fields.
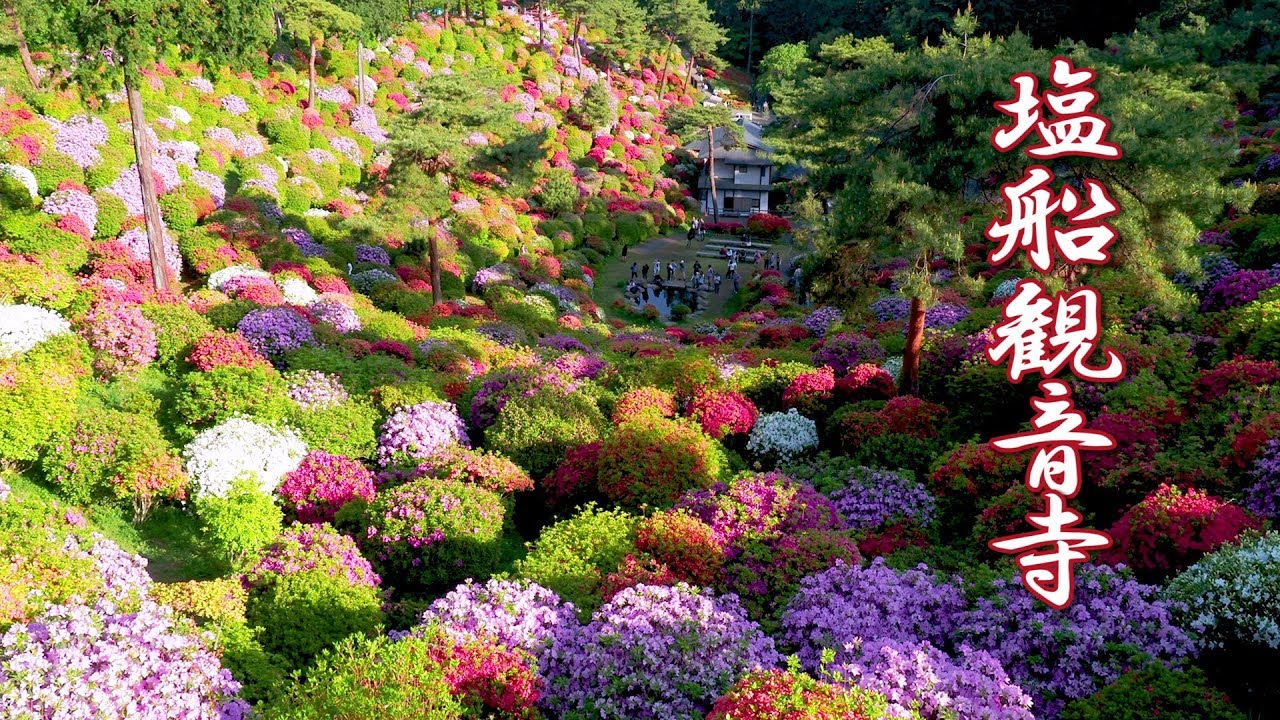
left=812, top=333, right=887, bottom=375
left=310, top=300, right=362, bottom=334
left=834, top=639, right=1034, bottom=720
left=244, top=523, right=381, bottom=590
left=286, top=370, right=350, bottom=409
left=377, top=401, right=470, bottom=466
left=0, top=600, right=250, bottom=719
left=1201, top=269, right=1278, bottom=312
left=676, top=472, right=845, bottom=554
left=828, top=466, right=936, bottom=532
left=354, top=244, right=392, bottom=265
left=422, top=579, right=579, bottom=668
left=802, top=306, right=844, bottom=338
left=957, top=565, right=1196, bottom=717
left=924, top=302, right=970, bottom=330
left=542, top=583, right=781, bottom=719
left=780, top=559, right=967, bottom=671
left=1244, top=439, right=1280, bottom=519
left=236, top=307, right=315, bottom=357
left=870, top=296, right=912, bottom=322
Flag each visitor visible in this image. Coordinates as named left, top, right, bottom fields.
left=792, top=267, right=802, bottom=287
left=687, top=225, right=696, bottom=247
left=698, top=220, right=706, bottom=241
left=630, top=262, right=638, bottom=280
left=642, top=263, right=650, bottom=281
left=652, top=260, right=661, bottom=278
left=693, top=260, right=702, bottom=276
left=732, top=272, right=741, bottom=293
left=667, top=262, right=675, bottom=281
left=679, top=260, right=686, bottom=280
left=622, top=243, right=629, bottom=257
left=714, top=273, right=722, bottom=293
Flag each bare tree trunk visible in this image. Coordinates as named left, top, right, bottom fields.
left=900, top=295, right=925, bottom=395
left=537, top=0, right=543, bottom=45
left=428, top=230, right=442, bottom=305
left=4, top=2, right=38, bottom=91
left=125, top=74, right=170, bottom=292
left=745, top=10, right=755, bottom=79
left=443, top=0, right=450, bottom=26
left=308, top=40, right=318, bottom=109
left=707, top=125, right=719, bottom=225
left=572, top=17, right=582, bottom=70
left=657, top=37, right=674, bottom=102
left=357, top=39, right=366, bottom=105
left=681, top=53, right=695, bottom=93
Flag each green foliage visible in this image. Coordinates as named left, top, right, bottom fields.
left=260, top=630, right=463, bottom=719
left=596, top=414, right=726, bottom=507
left=1061, top=663, right=1245, bottom=720
left=287, top=400, right=380, bottom=460
left=0, top=212, right=89, bottom=271
left=534, top=168, right=579, bottom=216
left=141, top=302, right=215, bottom=367
left=93, top=190, right=128, bottom=239
left=0, top=334, right=87, bottom=462
left=169, top=366, right=294, bottom=440
left=30, top=151, right=83, bottom=194
left=194, top=476, right=284, bottom=570
left=578, top=77, right=618, bottom=131
left=484, top=387, right=607, bottom=478
left=514, top=503, right=639, bottom=616
left=0, top=483, right=103, bottom=624
left=246, top=569, right=384, bottom=672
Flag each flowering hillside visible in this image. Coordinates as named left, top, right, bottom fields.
left=0, top=4, right=1276, bottom=720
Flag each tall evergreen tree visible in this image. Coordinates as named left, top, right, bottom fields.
left=279, top=0, right=363, bottom=111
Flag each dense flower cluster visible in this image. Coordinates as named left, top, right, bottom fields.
left=870, top=296, right=911, bottom=322
left=187, top=331, right=269, bottom=371
left=828, top=466, right=936, bottom=532
left=183, top=416, right=308, bottom=498
left=244, top=523, right=380, bottom=590
left=676, top=472, right=845, bottom=553
left=802, top=306, right=843, bottom=338
left=543, top=583, right=781, bottom=719
left=1244, top=439, right=1280, bottom=518
left=0, top=304, right=71, bottom=359
left=747, top=409, right=819, bottom=463
left=1102, top=484, right=1261, bottom=578
left=285, top=370, right=350, bottom=408
left=1165, top=532, right=1280, bottom=651
left=310, top=299, right=362, bottom=333
left=0, top=600, right=249, bottom=719
left=834, top=639, right=1035, bottom=720
left=781, top=560, right=967, bottom=670
left=959, top=565, right=1196, bottom=716
left=687, top=390, right=758, bottom=438
left=82, top=302, right=158, bottom=377
left=812, top=333, right=886, bottom=375
left=377, top=401, right=470, bottom=466
left=277, top=450, right=376, bottom=523
left=423, top=579, right=579, bottom=666
left=924, top=302, right=970, bottom=329
left=237, top=307, right=315, bottom=356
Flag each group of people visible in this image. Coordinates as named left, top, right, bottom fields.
left=722, top=246, right=784, bottom=272
left=627, top=257, right=741, bottom=308
left=686, top=218, right=707, bottom=246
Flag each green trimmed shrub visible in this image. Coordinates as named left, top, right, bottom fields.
left=1061, top=664, right=1245, bottom=720
left=245, top=569, right=384, bottom=672
left=514, top=503, right=639, bottom=617
left=287, top=400, right=380, bottom=460
left=0, top=334, right=88, bottom=462
left=141, top=302, right=215, bottom=367
left=484, top=388, right=607, bottom=478
left=194, top=476, right=284, bottom=570
left=596, top=415, right=726, bottom=508
left=169, top=366, right=293, bottom=440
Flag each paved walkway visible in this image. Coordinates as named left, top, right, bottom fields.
left=597, top=232, right=790, bottom=324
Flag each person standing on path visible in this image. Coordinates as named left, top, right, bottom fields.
left=732, top=272, right=741, bottom=293
left=630, top=262, right=638, bottom=280
left=653, top=260, right=661, bottom=279
left=693, top=261, right=702, bottom=277
left=642, top=262, right=649, bottom=281
left=714, top=273, right=722, bottom=293
left=667, top=262, right=675, bottom=281
left=679, top=260, right=686, bottom=280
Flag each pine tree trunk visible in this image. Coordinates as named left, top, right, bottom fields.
left=444, top=0, right=450, bottom=26
left=572, top=17, right=582, bottom=70
left=428, top=230, right=443, bottom=305
left=357, top=39, right=366, bottom=105
left=308, top=40, right=318, bottom=109
left=125, top=74, right=170, bottom=292
left=657, top=37, right=674, bottom=103
left=745, top=10, right=755, bottom=80
left=707, top=125, right=719, bottom=224
left=537, top=0, right=543, bottom=45
left=900, top=295, right=925, bottom=395
left=4, top=2, right=38, bottom=91
left=681, top=53, right=695, bottom=93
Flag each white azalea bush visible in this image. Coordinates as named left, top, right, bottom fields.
left=207, top=265, right=272, bottom=292
left=0, top=304, right=72, bottom=359
left=746, top=409, right=819, bottom=464
left=183, top=416, right=307, bottom=499
left=1164, top=532, right=1280, bottom=651
left=278, top=276, right=320, bottom=305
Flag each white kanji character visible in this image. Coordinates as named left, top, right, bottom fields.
left=1026, top=57, right=1122, bottom=159
left=992, top=73, right=1042, bottom=152
left=987, top=280, right=1125, bottom=383
left=989, top=491, right=1113, bottom=610
left=991, top=379, right=1116, bottom=452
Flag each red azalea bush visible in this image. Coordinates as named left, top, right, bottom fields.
left=757, top=323, right=811, bottom=348
left=687, top=390, right=758, bottom=439
left=857, top=520, right=929, bottom=558
left=635, top=510, right=724, bottom=586
left=1081, top=410, right=1161, bottom=509
left=781, top=366, right=835, bottom=415
left=612, top=386, right=678, bottom=424
left=1190, top=358, right=1280, bottom=406
left=278, top=450, right=377, bottom=524
left=1223, top=412, right=1280, bottom=469
left=1101, top=484, right=1261, bottom=579
left=435, top=632, right=543, bottom=718
left=708, top=668, right=890, bottom=720
left=596, top=415, right=724, bottom=508
left=834, top=363, right=897, bottom=402
left=187, top=330, right=270, bottom=371
left=543, top=441, right=602, bottom=507
left=745, top=213, right=792, bottom=238
left=599, top=554, right=681, bottom=602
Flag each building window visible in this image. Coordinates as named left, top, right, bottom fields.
left=724, top=195, right=736, bottom=210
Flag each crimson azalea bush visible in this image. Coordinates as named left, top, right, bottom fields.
left=708, top=668, right=902, bottom=720
left=277, top=450, right=376, bottom=524
left=687, top=389, right=758, bottom=439
left=1101, top=484, right=1261, bottom=580
left=635, top=510, right=724, bottom=586
left=595, top=414, right=726, bottom=508
left=610, top=385, right=676, bottom=423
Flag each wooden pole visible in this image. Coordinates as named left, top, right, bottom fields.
left=126, top=72, right=170, bottom=292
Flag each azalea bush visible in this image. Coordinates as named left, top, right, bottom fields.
left=595, top=414, right=725, bottom=508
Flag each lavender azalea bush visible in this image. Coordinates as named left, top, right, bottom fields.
left=780, top=559, right=967, bottom=671
left=422, top=579, right=579, bottom=668
left=377, top=401, right=470, bottom=466
left=0, top=600, right=250, bottom=719
left=543, top=583, right=781, bottom=719
left=237, top=307, right=315, bottom=357
left=958, top=565, right=1196, bottom=718
left=828, top=466, right=936, bottom=532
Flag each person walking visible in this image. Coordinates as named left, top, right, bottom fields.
left=687, top=224, right=696, bottom=247
left=630, top=262, right=638, bottom=280
left=653, top=260, right=661, bottom=279
left=642, top=262, right=650, bottom=281
left=621, top=243, right=629, bottom=258
left=732, top=271, right=741, bottom=293
left=693, top=261, right=702, bottom=276
left=679, top=260, right=686, bottom=280
left=714, top=273, right=722, bottom=294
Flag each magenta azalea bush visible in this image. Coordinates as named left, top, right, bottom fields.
left=277, top=450, right=375, bottom=524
